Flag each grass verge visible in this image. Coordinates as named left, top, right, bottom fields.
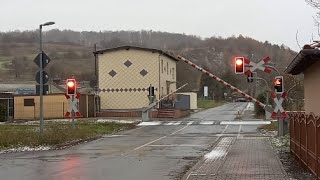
left=197, top=99, right=224, bottom=109
left=258, top=121, right=277, bottom=131
left=0, top=122, right=135, bottom=150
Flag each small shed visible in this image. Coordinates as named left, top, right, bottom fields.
left=285, top=48, right=320, bottom=115
left=14, top=93, right=95, bottom=120
left=175, top=92, right=198, bottom=110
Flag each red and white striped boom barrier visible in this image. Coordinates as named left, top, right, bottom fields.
left=177, top=55, right=271, bottom=112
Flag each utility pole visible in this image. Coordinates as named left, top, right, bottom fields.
left=94, top=43, right=97, bottom=84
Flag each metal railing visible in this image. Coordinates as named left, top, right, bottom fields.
left=288, top=111, right=320, bottom=179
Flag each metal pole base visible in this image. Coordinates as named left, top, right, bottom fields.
left=142, top=109, right=150, bottom=122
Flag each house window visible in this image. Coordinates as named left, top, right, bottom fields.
left=24, top=98, right=35, bottom=106
left=172, top=68, right=175, bottom=79
left=167, top=62, right=169, bottom=74
left=161, top=87, right=164, bottom=96
left=161, top=60, right=163, bottom=73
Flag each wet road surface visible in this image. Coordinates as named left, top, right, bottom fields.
left=0, top=102, right=264, bottom=180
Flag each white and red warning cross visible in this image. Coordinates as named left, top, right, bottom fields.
left=271, top=92, right=287, bottom=119
left=244, top=56, right=272, bottom=75
left=65, top=93, right=81, bottom=118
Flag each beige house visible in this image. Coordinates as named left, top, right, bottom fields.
left=94, top=46, right=178, bottom=110
left=285, top=48, right=320, bottom=115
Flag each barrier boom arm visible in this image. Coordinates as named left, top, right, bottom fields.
left=177, top=55, right=272, bottom=112
left=142, top=83, right=188, bottom=112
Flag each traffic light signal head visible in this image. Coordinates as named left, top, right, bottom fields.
left=66, top=79, right=76, bottom=95
left=247, top=72, right=253, bottom=83
left=235, top=57, right=244, bottom=74
left=273, top=76, right=284, bottom=94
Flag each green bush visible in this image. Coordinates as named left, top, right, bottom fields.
left=197, top=99, right=224, bottom=109
left=254, top=93, right=266, bottom=117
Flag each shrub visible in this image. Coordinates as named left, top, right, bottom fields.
left=254, top=93, right=266, bottom=117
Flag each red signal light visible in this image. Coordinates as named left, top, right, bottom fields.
left=236, top=59, right=243, bottom=65
left=66, top=79, right=76, bottom=95
left=235, top=57, right=244, bottom=74
left=67, top=81, right=75, bottom=88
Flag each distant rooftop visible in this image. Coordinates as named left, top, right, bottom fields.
left=93, top=46, right=179, bottom=61
left=285, top=43, right=320, bottom=75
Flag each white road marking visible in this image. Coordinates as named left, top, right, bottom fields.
left=170, top=125, right=190, bottom=135
left=137, top=121, right=161, bottom=126
left=199, top=121, right=214, bottom=125
left=237, top=125, right=242, bottom=138
left=134, top=136, right=167, bottom=151
left=186, top=173, right=195, bottom=179
left=221, top=125, right=229, bottom=134
left=106, top=135, right=128, bottom=138
left=147, top=144, right=205, bottom=147
left=187, top=121, right=194, bottom=125
left=173, top=121, right=181, bottom=125
left=133, top=125, right=190, bottom=151
left=220, top=121, right=271, bottom=125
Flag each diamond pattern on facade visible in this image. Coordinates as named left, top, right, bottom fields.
left=98, top=87, right=157, bottom=93
left=124, top=60, right=132, bottom=67
left=108, top=70, right=117, bottom=77
left=140, top=69, right=148, bottom=77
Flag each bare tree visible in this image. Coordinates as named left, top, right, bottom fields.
left=306, top=0, right=320, bottom=23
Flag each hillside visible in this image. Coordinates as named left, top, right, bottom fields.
left=0, top=30, right=300, bottom=100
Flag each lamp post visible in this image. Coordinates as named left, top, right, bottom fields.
left=39, top=21, right=55, bottom=134
left=263, top=65, right=280, bottom=76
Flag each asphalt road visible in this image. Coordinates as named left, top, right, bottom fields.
left=0, top=102, right=263, bottom=180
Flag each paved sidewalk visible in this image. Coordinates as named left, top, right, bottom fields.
left=185, top=137, right=288, bottom=180
left=183, top=102, right=288, bottom=179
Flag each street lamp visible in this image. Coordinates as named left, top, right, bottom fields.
left=263, top=65, right=280, bottom=76
left=39, top=21, right=55, bottom=134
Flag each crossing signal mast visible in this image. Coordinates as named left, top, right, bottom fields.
left=235, top=57, right=244, bottom=74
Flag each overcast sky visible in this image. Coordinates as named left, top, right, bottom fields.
left=0, top=0, right=318, bottom=51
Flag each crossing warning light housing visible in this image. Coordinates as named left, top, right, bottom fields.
left=66, top=79, right=77, bottom=95
left=235, top=57, right=244, bottom=74
left=274, top=76, right=284, bottom=94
